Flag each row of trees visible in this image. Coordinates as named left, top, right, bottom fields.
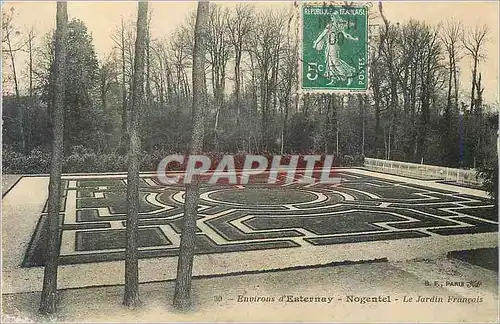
left=372, top=3, right=495, bottom=168
left=35, top=1, right=210, bottom=313
left=2, top=2, right=497, bottom=170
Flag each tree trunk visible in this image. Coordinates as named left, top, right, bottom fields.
left=336, top=95, right=341, bottom=157
left=146, top=11, right=151, bottom=108
left=123, top=1, right=148, bottom=309
left=470, top=57, right=477, bottom=112
left=322, top=95, right=328, bottom=154
left=39, top=2, right=67, bottom=315
left=358, top=94, right=365, bottom=156
left=373, top=81, right=382, bottom=154
left=444, top=53, right=454, bottom=164
left=100, top=71, right=107, bottom=112
left=28, top=29, right=34, bottom=100
left=235, top=49, right=241, bottom=127
left=173, top=1, right=209, bottom=310
left=446, top=54, right=453, bottom=121
left=452, top=54, right=459, bottom=112
left=475, top=72, right=484, bottom=162
left=282, top=92, right=290, bottom=154
left=120, top=17, right=128, bottom=153
left=5, top=21, right=26, bottom=153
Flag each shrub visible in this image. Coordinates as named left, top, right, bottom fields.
left=340, top=154, right=364, bottom=167
left=2, top=145, right=50, bottom=174
left=2, top=146, right=367, bottom=175
left=24, top=148, right=51, bottom=173
left=341, top=155, right=355, bottom=166
left=478, top=163, right=498, bottom=204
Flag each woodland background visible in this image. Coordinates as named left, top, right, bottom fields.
left=2, top=3, right=498, bottom=199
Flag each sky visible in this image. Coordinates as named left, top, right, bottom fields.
left=2, top=1, right=499, bottom=104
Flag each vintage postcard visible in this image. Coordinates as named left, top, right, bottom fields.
left=1, top=1, right=498, bottom=322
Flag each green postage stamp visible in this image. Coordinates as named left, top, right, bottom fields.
left=301, top=3, right=369, bottom=91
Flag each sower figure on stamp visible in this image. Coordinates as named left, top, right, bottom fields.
left=313, top=13, right=359, bottom=85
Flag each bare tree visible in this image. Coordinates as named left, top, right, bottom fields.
left=22, top=26, right=37, bottom=99
left=120, top=17, right=129, bottom=152
left=150, top=40, right=168, bottom=104
left=441, top=19, right=463, bottom=114
left=227, top=4, right=254, bottom=128
left=123, top=0, right=148, bottom=309
left=39, top=2, right=67, bottom=314
left=277, top=7, right=297, bottom=154
left=110, top=17, right=129, bottom=152
left=397, top=20, right=423, bottom=157
left=207, top=4, right=231, bottom=151
left=248, top=10, right=287, bottom=150
left=2, top=7, right=26, bottom=152
left=110, top=16, right=137, bottom=152
left=150, top=38, right=179, bottom=105
left=173, top=1, right=209, bottom=310
left=417, top=24, right=442, bottom=159
left=358, top=93, right=366, bottom=155
left=378, top=1, right=398, bottom=159
left=440, top=18, right=463, bottom=164
left=368, top=20, right=384, bottom=155
left=169, top=22, right=194, bottom=109
left=99, top=54, right=118, bottom=112
left=462, top=24, right=489, bottom=113
left=145, top=8, right=152, bottom=107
